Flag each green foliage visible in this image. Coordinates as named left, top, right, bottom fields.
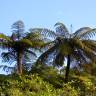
left=69, top=75, right=96, bottom=96
left=0, top=21, right=96, bottom=96
left=0, top=74, right=77, bottom=96
left=0, top=20, right=47, bottom=75
left=37, top=22, right=96, bottom=83
left=0, top=73, right=96, bottom=96
left=31, top=64, right=96, bottom=96
left=31, top=63, right=65, bottom=87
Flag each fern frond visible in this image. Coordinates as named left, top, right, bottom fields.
left=0, top=34, right=11, bottom=41
left=36, top=44, right=58, bottom=63
left=25, top=49, right=37, bottom=57
left=0, top=65, right=15, bottom=73
left=54, top=22, right=70, bottom=38
left=1, top=52, right=16, bottom=63
left=54, top=22, right=69, bottom=33
left=73, top=27, right=96, bottom=39
left=30, top=28, right=57, bottom=39
left=19, top=39, right=33, bottom=47
left=53, top=52, right=64, bottom=67
left=82, top=40, right=96, bottom=52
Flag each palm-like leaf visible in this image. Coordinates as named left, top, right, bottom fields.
left=0, top=34, right=11, bottom=41
left=1, top=52, right=16, bottom=63
left=73, top=27, right=96, bottom=39
left=30, top=28, right=57, bottom=39
left=25, top=49, right=37, bottom=58
left=54, top=22, right=70, bottom=38
left=37, top=44, right=58, bottom=63
left=54, top=22, right=69, bottom=33
left=0, top=65, right=15, bottom=73
left=53, top=52, right=64, bottom=67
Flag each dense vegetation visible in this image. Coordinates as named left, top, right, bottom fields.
left=0, top=20, right=96, bottom=96
left=0, top=66, right=96, bottom=96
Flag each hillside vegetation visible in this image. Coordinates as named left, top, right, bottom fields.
left=0, top=21, right=96, bottom=96
left=0, top=66, right=96, bottom=96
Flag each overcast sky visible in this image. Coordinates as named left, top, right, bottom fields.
left=0, top=0, right=96, bottom=74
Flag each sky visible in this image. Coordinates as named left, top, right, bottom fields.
left=0, top=0, right=96, bottom=34
left=0, top=0, right=96, bottom=74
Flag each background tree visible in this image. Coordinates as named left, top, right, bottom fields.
left=11, top=20, right=25, bottom=40
left=0, top=20, right=46, bottom=75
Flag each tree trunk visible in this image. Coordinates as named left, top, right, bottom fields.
left=17, top=51, right=23, bottom=75
left=65, top=55, right=71, bottom=83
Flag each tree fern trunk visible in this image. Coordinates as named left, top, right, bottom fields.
left=65, top=55, right=71, bottom=83
left=17, top=51, right=23, bottom=75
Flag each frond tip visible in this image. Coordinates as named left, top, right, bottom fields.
left=73, top=27, right=96, bottom=39
left=0, top=34, right=11, bottom=41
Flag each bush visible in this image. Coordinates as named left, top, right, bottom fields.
left=69, top=75, right=96, bottom=96
left=0, top=73, right=96, bottom=96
